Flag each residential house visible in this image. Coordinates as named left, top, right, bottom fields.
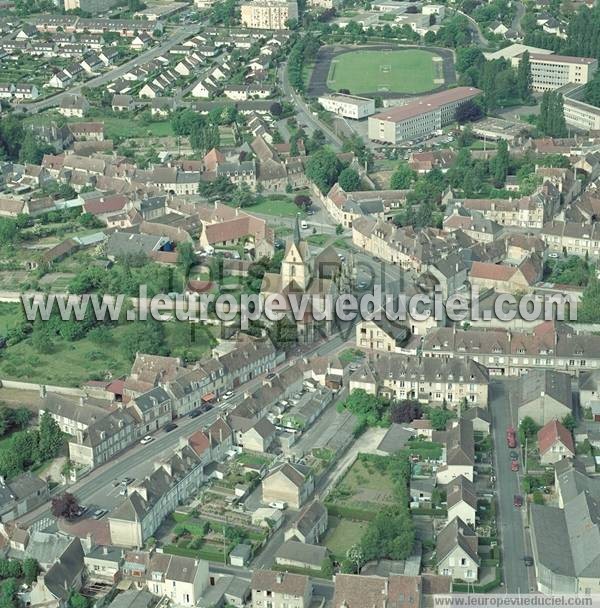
left=29, top=536, right=85, bottom=608
left=436, top=419, right=475, bottom=484
left=468, top=254, right=543, bottom=294
left=436, top=517, right=480, bottom=582
left=14, top=83, right=39, bottom=100
left=446, top=475, right=477, bottom=526
left=349, top=354, right=490, bottom=408
left=112, top=94, right=134, bottom=112
left=355, top=318, right=409, bottom=353
left=58, top=94, right=90, bottom=117
left=579, top=370, right=600, bottom=409
left=240, top=417, right=277, bottom=453
left=284, top=501, right=328, bottom=544
left=462, top=407, right=491, bottom=434
left=517, top=369, right=573, bottom=425
left=274, top=541, right=327, bottom=572
left=84, top=545, right=123, bottom=583
left=0, top=472, right=49, bottom=522
left=262, top=462, right=314, bottom=509
left=538, top=419, right=575, bottom=464
left=250, top=570, right=312, bottom=608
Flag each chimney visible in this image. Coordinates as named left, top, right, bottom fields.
left=39, top=385, right=47, bottom=398
left=276, top=573, right=283, bottom=584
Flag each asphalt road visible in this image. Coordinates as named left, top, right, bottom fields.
left=489, top=378, right=534, bottom=593
left=454, top=9, right=489, bottom=47
left=14, top=23, right=202, bottom=114
left=278, top=62, right=343, bottom=150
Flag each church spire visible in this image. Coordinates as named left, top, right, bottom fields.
left=293, top=213, right=301, bottom=246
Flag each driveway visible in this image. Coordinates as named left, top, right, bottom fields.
left=489, top=378, right=536, bottom=593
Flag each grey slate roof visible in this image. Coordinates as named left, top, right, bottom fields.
left=275, top=540, right=327, bottom=567
left=518, top=369, right=573, bottom=409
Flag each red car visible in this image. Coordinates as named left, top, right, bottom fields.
left=511, top=459, right=519, bottom=472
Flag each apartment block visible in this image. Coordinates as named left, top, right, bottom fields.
left=240, top=0, right=299, bottom=29
left=317, top=93, right=375, bottom=119
left=511, top=53, right=597, bottom=92
left=368, top=87, right=481, bottom=144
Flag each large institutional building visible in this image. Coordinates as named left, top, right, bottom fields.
left=317, top=92, right=375, bottom=119
left=511, top=53, right=597, bottom=92
left=240, top=0, right=299, bottom=29
left=367, top=87, right=481, bottom=144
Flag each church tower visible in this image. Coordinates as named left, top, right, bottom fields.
left=280, top=215, right=312, bottom=291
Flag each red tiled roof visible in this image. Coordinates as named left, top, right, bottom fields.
left=537, top=419, right=575, bottom=455
left=470, top=261, right=515, bottom=281
left=84, top=194, right=128, bottom=216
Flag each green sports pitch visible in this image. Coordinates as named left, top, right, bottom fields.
left=326, top=48, right=442, bottom=95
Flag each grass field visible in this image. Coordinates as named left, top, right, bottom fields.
left=324, top=517, right=369, bottom=559
left=247, top=195, right=307, bottom=218
left=329, top=456, right=395, bottom=510
left=0, top=322, right=216, bottom=386
left=327, top=49, right=441, bottom=95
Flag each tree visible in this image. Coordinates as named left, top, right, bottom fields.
left=51, top=492, right=80, bottom=520
left=294, top=194, right=311, bottom=210
left=455, top=100, right=484, bottom=124
left=321, top=555, right=334, bottom=577
left=338, top=167, right=361, bottom=191
left=305, top=147, right=341, bottom=193
left=335, top=223, right=344, bottom=235
left=177, top=242, right=196, bottom=278
left=428, top=407, right=455, bottom=431
left=38, top=411, right=64, bottom=461
left=339, top=389, right=389, bottom=427
left=22, top=559, right=39, bottom=585
left=490, top=139, right=510, bottom=187
left=68, top=592, right=90, bottom=608
left=517, top=50, right=533, bottom=101
left=538, top=91, right=567, bottom=137
left=18, top=131, right=51, bottom=165
left=390, top=400, right=423, bottom=424
left=519, top=416, right=540, bottom=439
left=231, top=183, right=256, bottom=208
left=390, top=164, right=415, bottom=190
left=562, top=413, right=576, bottom=432
left=584, top=70, right=600, bottom=107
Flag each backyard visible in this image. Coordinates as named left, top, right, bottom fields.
left=323, top=516, right=369, bottom=560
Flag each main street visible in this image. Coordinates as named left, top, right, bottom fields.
left=19, top=332, right=349, bottom=528
left=489, top=378, right=535, bottom=593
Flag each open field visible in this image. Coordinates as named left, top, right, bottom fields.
left=328, top=455, right=395, bottom=510
left=326, top=48, right=440, bottom=95
left=0, top=322, right=216, bottom=386
left=247, top=195, right=307, bottom=218
left=323, top=516, right=369, bottom=559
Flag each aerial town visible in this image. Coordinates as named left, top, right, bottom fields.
left=0, top=0, right=598, bottom=605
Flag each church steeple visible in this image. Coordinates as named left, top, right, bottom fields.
left=293, top=213, right=301, bottom=246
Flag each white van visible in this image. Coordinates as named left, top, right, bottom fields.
left=301, top=220, right=309, bottom=229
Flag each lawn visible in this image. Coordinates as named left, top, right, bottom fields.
left=328, top=455, right=395, bottom=510
left=327, top=49, right=441, bottom=95
left=323, top=516, right=369, bottom=559
left=247, top=196, right=306, bottom=218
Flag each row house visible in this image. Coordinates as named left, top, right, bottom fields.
left=108, top=418, right=232, bottom=547
left=541, top=219, right=600, bottom=259
left=448, top=181, right=561, bottom=229
left=422, top=321, right=600, bottom=376
left=349, top=353, right=490, bottom=407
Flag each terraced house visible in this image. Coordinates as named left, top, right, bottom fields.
left=422, top=321, right=600, bottom=376
left=349, top=353, right=489, bottom=407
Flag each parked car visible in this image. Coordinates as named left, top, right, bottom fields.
left=511, top=459, right=519, bottom=472
left=93, top=509, right=108, bottom=520
left=514, top=494, right=523, bottom=508
left=164, top=422, right=178, bottom=432
left=509, top=451, right=519, bottom=459
left=75, top=505, right=87, bottom=517
left=119, top=487, right=128, bottom=496
left=222, top=391, right=234, bottom=400
left=524, top=556, right=534, bottom=566
left=189, top=409, right=202, bottom=418
left=121, top=477, right=134, bottom=485
left=140, top=435, right=154, bottom=445
left=269, top=501, right=287, bottom=510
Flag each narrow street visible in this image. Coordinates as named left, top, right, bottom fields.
left=488, top=379, right=534, bottom=593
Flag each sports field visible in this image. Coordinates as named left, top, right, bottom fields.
left=326, top=48, right=442, bottom=94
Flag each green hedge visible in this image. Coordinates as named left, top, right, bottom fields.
left=272, top=564, right=332, bottom=580
left=453, top=571, right=502, bottom=593
left=325, top=503, right=377, bottom=521
left=410, top=507, right=447, bottom=517
left=164, top=544, right=227, bottom=563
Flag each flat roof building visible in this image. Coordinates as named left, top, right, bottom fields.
left=511, top=53, right=597, bottom=92
left=318, top=92, right=375, bottom=119
left=368, top=87, right=481, bottom=144
left=240, top=0, right=299, bottom=29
